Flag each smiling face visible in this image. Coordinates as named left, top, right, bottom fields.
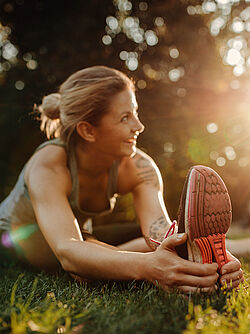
left=94, top=88, right=145, bottom=159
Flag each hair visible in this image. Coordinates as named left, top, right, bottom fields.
left=36, top=66, right=135, bottom=147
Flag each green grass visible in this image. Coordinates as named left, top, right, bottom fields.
left=0, top=258, right=249, bottom=334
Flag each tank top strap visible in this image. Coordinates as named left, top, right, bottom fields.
left=67, top=142, right=79, bottom=204
left=34, top=138, right=66, bottom=152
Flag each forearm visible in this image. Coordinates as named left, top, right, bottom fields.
left=57, top=240, right=147, bottom=281
left=142, top=216, right=172, bottom=250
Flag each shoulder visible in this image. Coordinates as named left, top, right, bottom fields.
left=118, top=148, right=162, bottom=193
left=24, top=144, right=72, bottom=197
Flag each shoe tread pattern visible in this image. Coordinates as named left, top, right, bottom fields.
left=189, top=166, right=232, bottom=241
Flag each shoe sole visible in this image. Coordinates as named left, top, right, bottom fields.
left=177, top=165, right=232, bottom=273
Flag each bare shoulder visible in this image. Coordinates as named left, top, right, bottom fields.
left=25, top=144, right=72, bottom=197
left=118, top=148, right=162, bottom=193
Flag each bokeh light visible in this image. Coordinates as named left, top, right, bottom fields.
left=15, top=80, right=25, bottom=90
left=216, top=157, right=226, bottom=167
left=26, top=59, right=38, bottom=70
left=210, top=151, right=219, bottom=160
left=225, top=146, right=236, bottom=160
left=0, top=22, right=19, bottom=76
left=238, top=157, right=249, bottom=167
left=102, top=35, right=112, bottom=45
left=206, top=122, right=218, bottom=134
left=137, top=79, right=146, bottom=89
left=169, top=48, right=179, bottom=59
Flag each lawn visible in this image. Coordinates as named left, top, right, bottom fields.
left=0, top=257, right=249, bottom=334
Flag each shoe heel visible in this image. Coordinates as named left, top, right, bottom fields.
left=194, top=233, right=228, bottom=273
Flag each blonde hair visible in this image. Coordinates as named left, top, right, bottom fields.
left=37, top=66, right=134, bottom=146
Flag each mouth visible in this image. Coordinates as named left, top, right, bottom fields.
left=125, top=137, right=137, bottom=145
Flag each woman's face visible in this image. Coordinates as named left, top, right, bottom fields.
left=94, top=88, right=145, bottom=158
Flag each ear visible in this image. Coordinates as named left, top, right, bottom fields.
left=76, top=121, right=97, bottom=142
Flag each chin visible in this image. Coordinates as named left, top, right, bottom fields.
left=119, top=147, right=136, bottom=158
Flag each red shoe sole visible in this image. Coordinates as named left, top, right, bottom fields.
left=181, top=166, right=232, bottom=273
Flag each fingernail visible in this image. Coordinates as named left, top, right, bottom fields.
left=221, top=269, right=226, bottom=275
left=177, top=233, right=185, bottom=239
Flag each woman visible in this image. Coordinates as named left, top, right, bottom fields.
left=0, top=66, right=243, bottom=292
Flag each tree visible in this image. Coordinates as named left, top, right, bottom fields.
left=1, top=0, right=250, bottom=222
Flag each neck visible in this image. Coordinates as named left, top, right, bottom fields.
left=74, top=137, right=116, bottom=177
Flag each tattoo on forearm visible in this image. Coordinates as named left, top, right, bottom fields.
left=135, top=157, right=159, bottom=187
left=149, top=216, right=169, bottom=242
left=144, top=235, right=157, bottom=250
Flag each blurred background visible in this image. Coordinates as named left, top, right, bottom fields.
left=1, top=0, right=250, bottom=230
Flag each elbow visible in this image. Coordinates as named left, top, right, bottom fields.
left=55, top=243, right=76, bottom=273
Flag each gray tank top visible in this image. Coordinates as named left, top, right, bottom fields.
left=0, top=139, right=119, bottom=233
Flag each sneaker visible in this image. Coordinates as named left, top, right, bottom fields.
left=176, top=165, right=232, bottom=274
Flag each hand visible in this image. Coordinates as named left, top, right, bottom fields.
left=147, top=233, right=219, bottom=293
left=220, top=251, right=244, bottom=289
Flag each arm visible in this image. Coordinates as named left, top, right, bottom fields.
left=128, top=150, right=244, bottom=290
left=133, top=155, right=171, bottom=248
left=117, top=150, right=219, bottom=291
left=26, top=147, right=219, bottom=291
left=26, top=152, right=145, bottom=281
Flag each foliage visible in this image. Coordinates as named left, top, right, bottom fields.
left=1, top=1, right=250, bottom=222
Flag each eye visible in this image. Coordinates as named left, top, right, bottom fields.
left=121, top=115, right=129, bottom=122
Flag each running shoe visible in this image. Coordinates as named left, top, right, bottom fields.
left=175, top=165, right=232, bottom=273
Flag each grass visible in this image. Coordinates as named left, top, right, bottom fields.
left=0, top=258, right=249, bottom=334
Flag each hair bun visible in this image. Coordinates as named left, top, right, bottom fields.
left=41, top=93, right=61, bottom=120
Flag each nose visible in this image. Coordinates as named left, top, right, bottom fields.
left=132, top=116, right=145, bottom=134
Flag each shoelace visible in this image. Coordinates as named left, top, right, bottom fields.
left=150, top=220, right=177, bottom=246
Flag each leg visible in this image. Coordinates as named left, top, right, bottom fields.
left=1, top=224, right=60, bottom=272
left=226, top=238, right=250, bottom=257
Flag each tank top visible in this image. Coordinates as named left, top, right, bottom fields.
left=0, top=139, right=119, bottom=234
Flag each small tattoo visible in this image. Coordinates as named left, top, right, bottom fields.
left=135, top=157, right=159, bottom=187
left=144, top=235, right=157, bottom=250
left=135, top=157, right=151, bottom=168
left=149, top=216, right=169, bottom=242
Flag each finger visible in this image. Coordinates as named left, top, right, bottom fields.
left=220, top=269, right=244, bottom=285
left=176, top=272, right=219, bottom=288
left=160, top=233, right=187, bottom=251
left=181, top=260, right=218, bottom=276
left=221, top=259, right=241, bottom=275
left=177, top=285, right=217, bottom=294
